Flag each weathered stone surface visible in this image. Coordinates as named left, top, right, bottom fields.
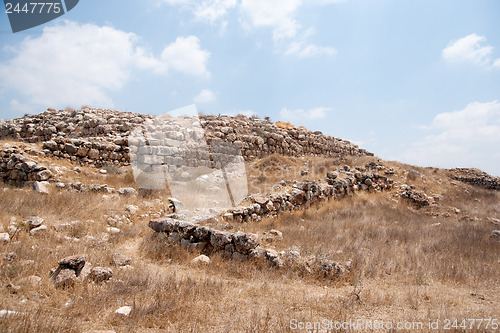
left=0, top=233, right=10, bottom=243
left=57, top=255, right=86, bottom=276
left=90, top=267, right=113, bottom=282
left=115, top=306, right=132, bottom=317
left=112, top=254, right=132, bottom=267
left=210, top=230, right=232, bottom=250
left=191, top=255, right=210, bottom=265
left=35, top=169, right=52, bottom=181
left=233, top=232, right=260, bottom=254
left=117, top=187, right=137, bottom=196
left=23, top=216, right=44, bottom=229
left=263, top=229, right=283, bottom=242
left=33, top=181, right=50, bottom=194
left=401, top=189, right=430, bottom=208
left=53, top=269, right=76, bottom=288
left=29, top=225, right=47, bottom=236
left=490, top=230, right=500, bottom=241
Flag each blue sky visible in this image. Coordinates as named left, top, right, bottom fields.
left=1, top=0, right=500, bottom=175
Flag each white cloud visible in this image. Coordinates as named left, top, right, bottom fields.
left=240, top=0, right=302, bottom=41
left=442, top=33, right=500, bottom=70
left=400, top=101, right=500, bottom=175
left=280, top=107, right=331, bottom=121
left=285, top=41, right=337, bottom=58
left=159, top=36, right=211, bottom=77
left=158, top=0, right=339, bottom=58
left=239, top=0, right=339, bottom=57
left=0, top=21, right=210, bottom=112
left=194, top=89, right=216, bottom=103
left=194, top=0, right=237, bottom=25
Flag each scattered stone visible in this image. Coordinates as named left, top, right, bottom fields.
left=57, top=255, right=86, bottom=276
left=0, top=232, right=10, bottom=243
left=264, top=249, right=284, bottom=267
left=112, top=254, right=132, bottom=267
left=488, top=217, right=500, bottom=225
left=53, top=269, right=76, bottom=288
left=115, top=306, right=133, bottom=317
left=125, top=205, right=139, bottom=214
left=29, top=225, right=48, bottom=236
left=33, top=181, right=50, bottom=194
left=22, top=216, right=44, bottom=229
left=263, top=229, right=283, bottom=242
left=490, top=230, right=500, bottom=241
left=106, top=227, right=121, bottom=234
left=117, top=187, right=137, bottom=196
left=168, top=198, right=183, bottom=212
left=99, top=169, right=108, bottom=174
left=191, top=255, right=211, bottom=265
left=401, top=190, right=430, bottom=208
left=0, top=310, right=20, bottom=318
left=90, top=267, right=113, bottom=283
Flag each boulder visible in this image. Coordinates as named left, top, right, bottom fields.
left=125, top=205, right=139, bottom=214
left=23, top=216, right=44, bottom=229
left=33, top=181, right=50, bottom=194
left=64, top=143, right=78, bottom=154
left=35, top=169, right=52, bottom=181
left=191, top=255, right=210, bottom=265
left=0, top=233, right=10, bottom=243
left=57, top=254, right=86, bottom=276
left=210, top=230, right=232, bottom=250
left=29, top=225, right=47, bottom=236
left=263, top=229, right=283, bottom=242
left=52, top=269, right=76, bottom=288
left=490, top=230, right=500, bottom=241
left=117, top=187, right=137, bottom=196
left=90, top=267, right=113, bottom=283
left=233, top=232, right=260, bottom=254
left=115, top=306, right=133, bottom=317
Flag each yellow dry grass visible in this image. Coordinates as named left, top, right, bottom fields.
left=0, top=148, right=499, bottom=332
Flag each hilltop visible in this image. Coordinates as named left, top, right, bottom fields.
left=0, top=108, right=499, bottom=332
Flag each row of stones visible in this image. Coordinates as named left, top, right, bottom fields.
left=0, top=107, right=150, bottom=143
left=148, top=218, right=350, bottom=277
left=1, top=108, right=372, bottom=167
left=223, top=165, right=394, bottom=222
left=42, top=137, right=129, bottom=167
left=201, top=115, right=372, bottom=160
left=450, top=168, right=500, bottom=191
left=0, top=148, right=52, bottom=184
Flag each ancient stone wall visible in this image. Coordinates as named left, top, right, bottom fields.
left=41, top=137, right=130, bottom=168
left=223, top=164, right=394, bottom=222
left=148, top=218, right=260, bottom=261
left=0, top=147, right=52, bottom=185
left=1, top=108, right=372, bottom=169
left=449, top=168, right=500, bottom=190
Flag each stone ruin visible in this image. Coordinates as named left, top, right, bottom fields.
left=0, top=107, right=372, bottom=169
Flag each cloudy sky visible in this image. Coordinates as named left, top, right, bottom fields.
left=1, top=0, right=499, bottom=175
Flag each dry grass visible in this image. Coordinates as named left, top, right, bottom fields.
left=1, top=151, right=500, bottom=332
